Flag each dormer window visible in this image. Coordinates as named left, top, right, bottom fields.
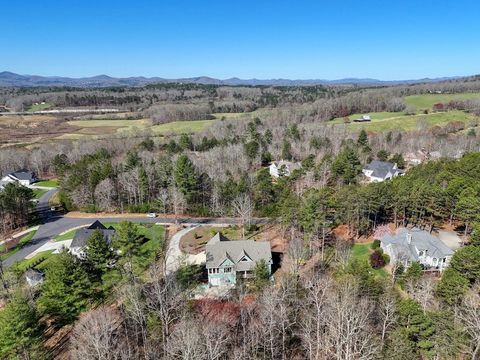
left=240, top=256, right=251, bottom=262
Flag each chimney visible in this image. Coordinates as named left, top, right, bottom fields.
left=406, top=233, right=412, bottom=244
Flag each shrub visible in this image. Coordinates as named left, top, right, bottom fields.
left=370, top=249, right=386, bottom=269
left=371, top=239, right=381, bottom=249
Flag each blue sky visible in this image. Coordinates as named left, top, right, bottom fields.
left=1, top=0, right=479, bottom=80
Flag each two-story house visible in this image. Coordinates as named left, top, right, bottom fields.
left=269, top=160, right=301, bottom=178
left=206, top=233, right=272, bottom=287
left=380, top=227, right=454, bottom=271
left=362, top=160, right=404, bottom=182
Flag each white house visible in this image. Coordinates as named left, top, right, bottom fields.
left=269, top=160, right=301, bottom=178
left=380, top=227, right=454, bottom=271
left=362, top=161, right=403, bottom=182
left=70, top=220, right=116, bottom=259
left=0, top=169, right=36, bottom=187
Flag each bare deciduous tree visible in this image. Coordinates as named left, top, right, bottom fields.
left=232, top=194, right=253, bottom=240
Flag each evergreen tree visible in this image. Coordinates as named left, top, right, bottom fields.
left=377, top=149, right=390, bottom=161
left=179, top=133, right=193, bottom=150
left=0, top=296, right=43, bottom=359
left=436, top=268, right=469, bottom=305
left=174, top=154, right=199, bottom=203
left=357, top=129, right=368, bottom=147
left=456, top=187, right=480, bottom=234
left=85, top=229, right=114, bottom=280
left=449, top=245, right=480, bottom=284
left=281, top=139, right=292, bottom=160
left=38, top=252, right=93, bottom=325
left=253, top=259, right=270, bottom=289
left=244, top=140, right=259, bottom=161
left=113, top=221, right=144, bottom=276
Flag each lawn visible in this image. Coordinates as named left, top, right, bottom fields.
left=0, top=229, right=37, bottom=261
left=150, top=119, right=217, bottom=135
left=28, top=103, right=51, bottom=112
left=54, top=227, right=83, bottom=241
left=332, top=110, right=475, bottom=132
left=32, top=189, right=48, bottom=199
left=12, top=250, right=55, bottom=273
left=35, top=179, right=59, bottom=187
left=351, top=243, right=388, bottom=278
left=405, top=92, right=480, bottom=110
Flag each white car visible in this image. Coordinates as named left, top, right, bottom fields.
left=146, top=213, right=157, bottom=218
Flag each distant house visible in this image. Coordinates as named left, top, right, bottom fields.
left=70, top=220, right=116, bottom=258
left=206, top=233, right=272, bottom=287
left=269, top=160, right=301, bottom=178
left=380, top=227, right=454, bottom=271
left=353, top=114, right=371, bottom=122
left=0, top=169, right=36, bottom=187
left=432, top=103, right=446, bottom=112
left=362, top=161, right=403, bottom=182
left=404, top=149, right=428, bottom=166
left=25, top=268, right=44, bottom=287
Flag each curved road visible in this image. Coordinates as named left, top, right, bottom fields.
left=3, top=195, right=270, bottom=268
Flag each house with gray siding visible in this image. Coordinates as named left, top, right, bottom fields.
left=206, top=233, right=272, bottom=287
left=380, top=227, right=454, bottom=271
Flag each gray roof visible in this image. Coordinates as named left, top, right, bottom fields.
left=364, top=160, right=402, bottom=179
left=71, top=220, right=116, bottom=249
left=206, top=233, right=272, bottom=271
left=5, top=169, right=35, bottom=182
left=25, top=268, right=44, bottom=282
left=272, top=160, right=301, bottom=170
left=381, top=227, right=454, bottom=262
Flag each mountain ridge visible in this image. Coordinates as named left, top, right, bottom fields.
left=0, top=71, right=464, bottom=88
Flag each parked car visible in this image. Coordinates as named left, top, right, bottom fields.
left=146, top=213, right=157, bottom=218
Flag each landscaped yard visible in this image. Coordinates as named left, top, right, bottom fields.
left=180, top=225, right=264, bottom=254
left=0, top=229, right=37, bottom=260
left=351, top=243, right=388, bottom=278
left=332, top=110, right=476, bottom=132
left=35, top=179, right=59, bottom=187
left=12, top=250, right=55, bottom=273
left=28, top=102, right=51, bottom=112
left=405, top=92, right=480, bottom=110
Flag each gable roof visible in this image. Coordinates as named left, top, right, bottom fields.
left=206, top=233, right=271, bottom=271
left=5, top=169, right=35, bottom=182
left=71, top=220, right=116, bottom=249
left=364, top=160, right=401, bottom=179
left=381, top=227, right=454, bottom=262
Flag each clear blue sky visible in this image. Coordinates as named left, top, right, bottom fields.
left=2, top=0, right=479, bottom=80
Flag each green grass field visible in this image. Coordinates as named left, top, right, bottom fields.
left=32, top=189, right=48, bottom=199
left=332, top=110, right=475, bottom=132
left=405, top=92, right=480, bottom=109
left=28, top=103, right=51, bottom=112
left=351, top=243, right=388, bottom=278
left=35, top=179, right=59, bottom=187
left=150, top=119, right=217, bottom=135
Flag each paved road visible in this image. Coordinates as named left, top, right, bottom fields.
left=2, top=207, right=270, bottom=268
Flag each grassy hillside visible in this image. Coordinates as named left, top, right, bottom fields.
left=332, top=110, right=475, bottom=132
left=405, top=92, right=480, bottom=109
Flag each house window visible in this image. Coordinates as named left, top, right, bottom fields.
left=224, top=267, right=232, bottom=273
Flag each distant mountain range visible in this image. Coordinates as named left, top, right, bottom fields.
left=0, top=71, right=462, bottom=88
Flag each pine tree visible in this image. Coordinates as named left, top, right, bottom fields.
left=0, top=296, right=43, bottom=359
left=357, top=129, right=368, bottom=146
left=174, top=154, right=199, bottom=203
left=113, top=221, right=144, bottom=276
left=38, top=252, right=93, bottom=325
left=85, top=229, right=114, bottom=280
